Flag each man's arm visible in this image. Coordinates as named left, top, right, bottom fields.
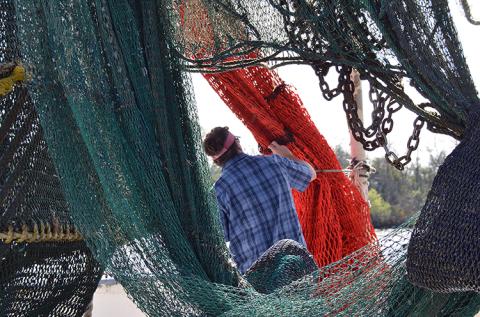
left=268, top=141, right=316, bottom=181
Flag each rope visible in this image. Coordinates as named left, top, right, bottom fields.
left=0, top=222, right=83, bottom=244
left=316, top=169, right=351, bottom=173
left=0, top=65, right=26, bottom=97
left=348, top=160, right=375, bottom=204
left=316, top=161, right=375, bottom=175
left=460, top=0, right=480, bottom=25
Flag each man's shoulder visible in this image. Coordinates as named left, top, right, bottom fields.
left=256, top=154, right=291, bottom=168
left=215, top=170, right=236, bottom=191
left=245, top=153, right=279, bottom=164
left=239, top=154, right=291, bottom=172
left=219, top=154, right=283, bottom=181
left=224, top=153, right=260, bottom=170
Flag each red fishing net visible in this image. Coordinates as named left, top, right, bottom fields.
left=178, top=0, right=376, bottom=267
left=203, top=65, right=376, bottom=266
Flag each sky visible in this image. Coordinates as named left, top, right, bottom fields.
left=192, top=1, right=479, bottom=166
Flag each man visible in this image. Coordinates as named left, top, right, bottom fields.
left=203, top=126, right=316, bottom=274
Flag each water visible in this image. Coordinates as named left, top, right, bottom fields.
left=375, top=228, right=395, bottom=240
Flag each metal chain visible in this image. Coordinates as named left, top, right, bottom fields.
left=379, top=116, right=425, bottom=170
left=312, top=63, right=425, bottom=170
left=282, top=0, right=426, bottom=170
left=312, top=62, right=343, bottom=101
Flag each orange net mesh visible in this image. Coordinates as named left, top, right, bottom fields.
left=177, top=0, right=376, bottom=267
left=203, top=65, right=376, bottom=266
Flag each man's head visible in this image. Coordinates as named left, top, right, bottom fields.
left=203, top=127, right=242, bottom=166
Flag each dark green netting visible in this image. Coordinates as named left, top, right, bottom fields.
left=244, top=239, right=317, bottom=294
left=0, top=1, right=102, bottom=315
left=13, top=0, right=239, bottom=315
left=5, top=0, right=479, bottom=316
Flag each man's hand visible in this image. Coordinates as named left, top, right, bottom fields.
left=268, top=141, right=316, bottom=181
left=268, top=141, right=294, bottom=158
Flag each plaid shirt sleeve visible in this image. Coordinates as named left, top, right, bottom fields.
left=272, top=154, right=313, bottom=192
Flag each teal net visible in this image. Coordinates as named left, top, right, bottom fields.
left=0, top=0, right=478, bottom=316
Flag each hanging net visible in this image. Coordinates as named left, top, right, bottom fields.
left=407, top=110, right=480, bottom=293
left=0, top=0, right=479, bottom=316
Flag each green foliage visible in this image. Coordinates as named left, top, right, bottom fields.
left=372, top=152, right=448, bottom=227
left=333, top=145, right=351, bottom=167
left=333, top=148, right=448, bottom=228
left=368, top=188, right=392, bottom=226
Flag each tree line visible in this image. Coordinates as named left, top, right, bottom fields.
left=334, top=146, right=447, bottom=228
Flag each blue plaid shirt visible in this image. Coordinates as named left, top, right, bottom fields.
left=214, top=153, right=312, bottom=273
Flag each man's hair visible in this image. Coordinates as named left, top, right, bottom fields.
left=203, top=126, right=241, bottom=166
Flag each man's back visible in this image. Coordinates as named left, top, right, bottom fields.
left=215, top=153, right=312, bottom=273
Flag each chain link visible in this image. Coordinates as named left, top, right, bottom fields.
left=312, top=63, right=425, bottom=170
left=283, top=0, right=427, bottom=171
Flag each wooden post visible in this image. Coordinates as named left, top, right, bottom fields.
left=348, top=70, right=371, bottom=204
